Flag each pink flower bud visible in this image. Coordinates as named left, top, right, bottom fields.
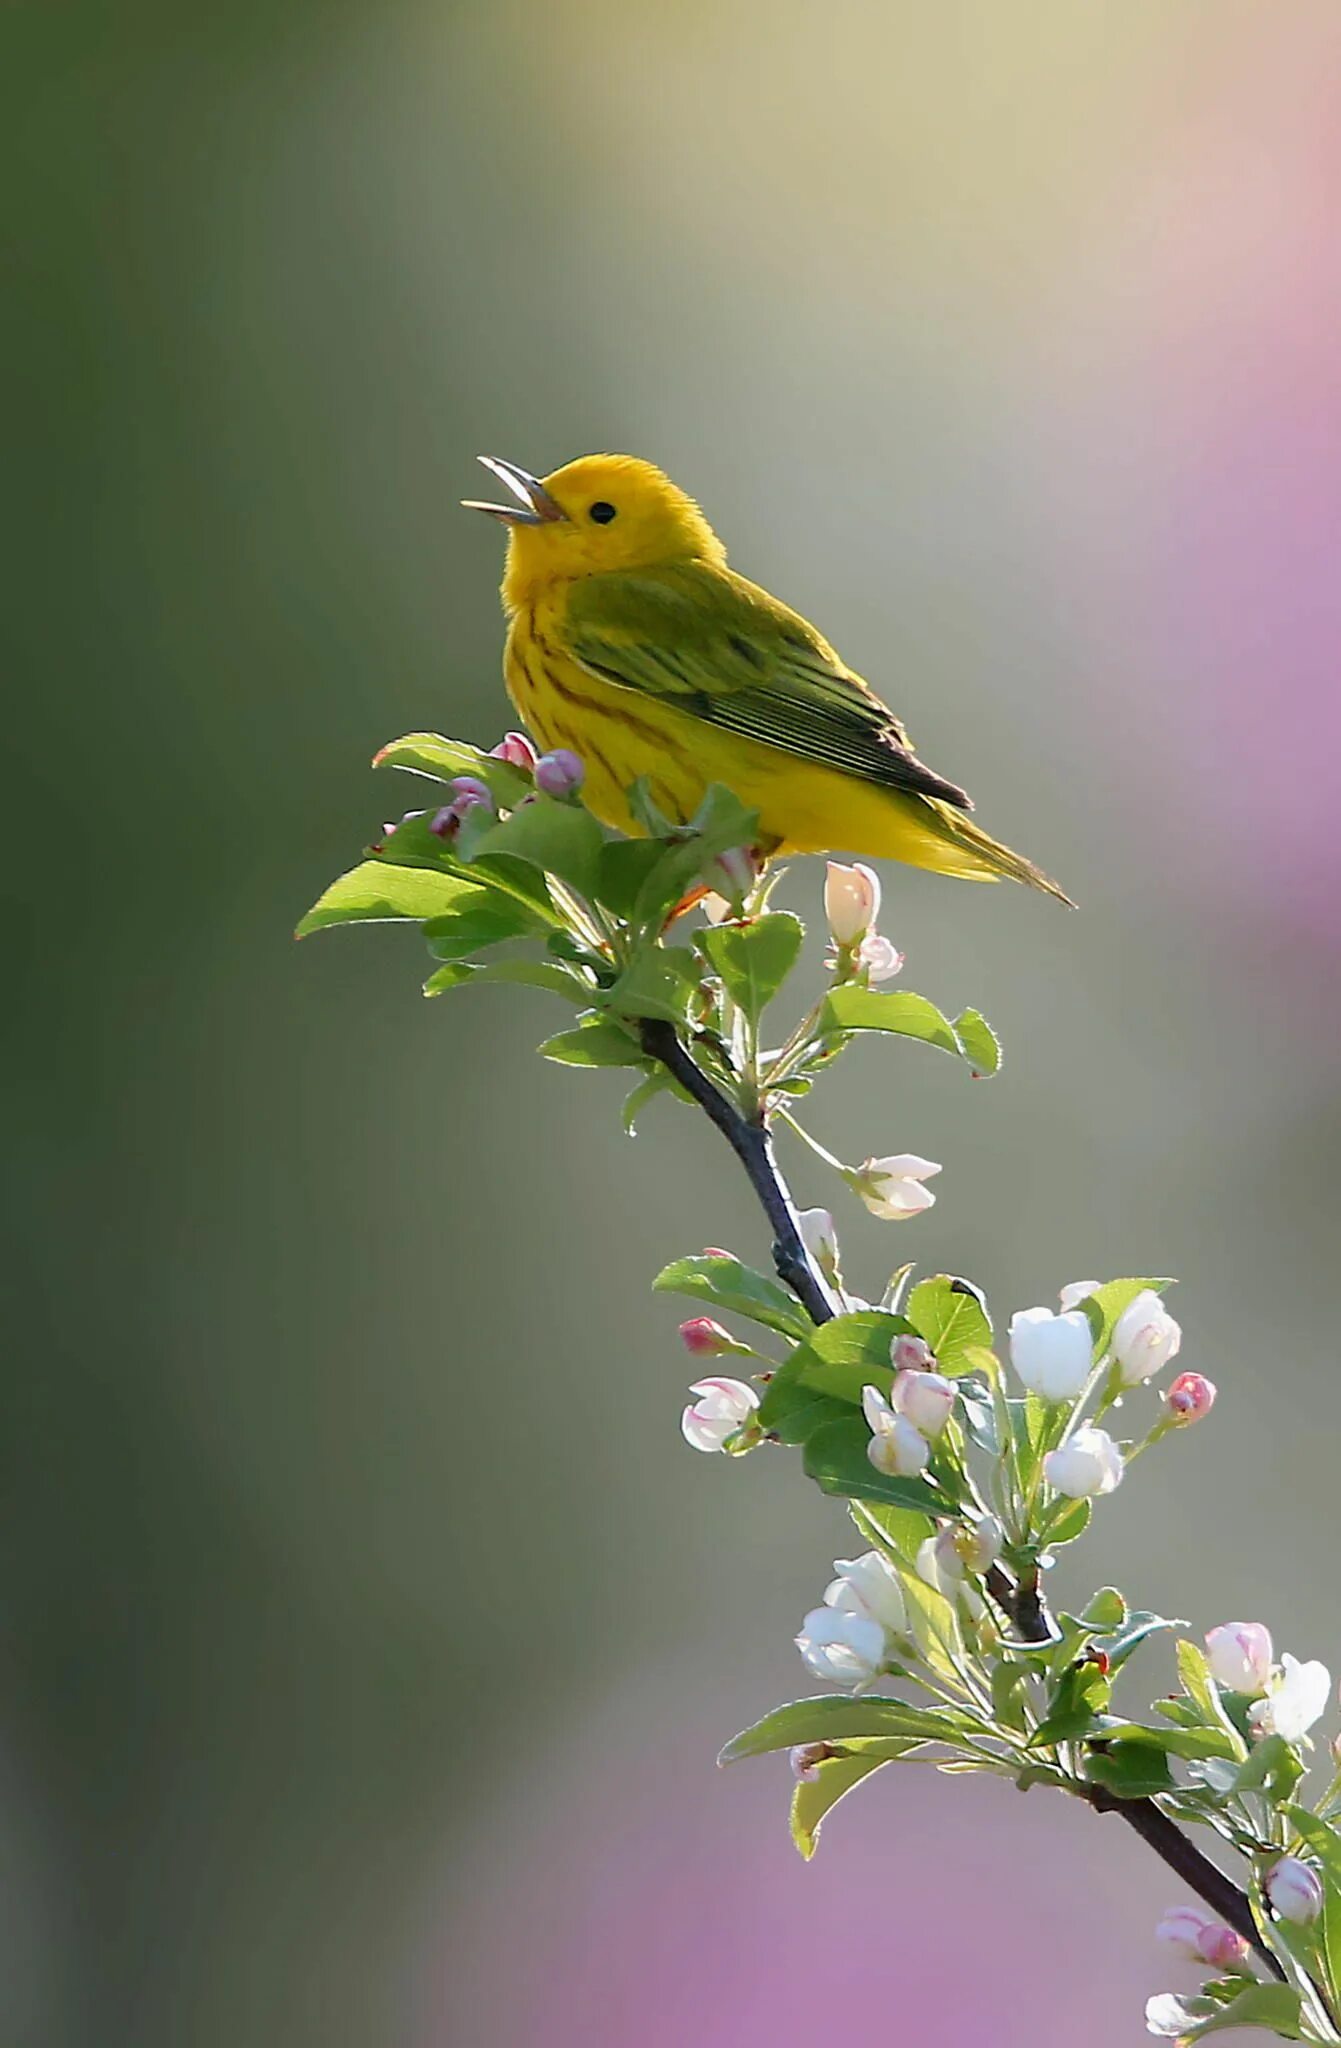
left=489, top=730, right=539, bottom=771
left=862, top=1384, right=930, bottom=1476
left=449, top=775, right=493, bottom=806
left=428, top=806, right=457, bottom=839
left=1156, top=1905, right=1249, bottom=1968
left=891, top=1366, right=956, bottom=1438
left=891, top=1334, right=935, bottom=1373
left=1204, top=1623, right=1273, bottom=1695
left=789, top=1742, right=835, bottom=1782
left=1165, top=1371, right=1216, bottom=1425
left=824, top=861, right=881, bottom=945
left=534, top=748, right=585, bottom=798
left=679, top=1317, right=736, bottom=1358
left=1266, top=1857, right=1324, bottom=1926
left=711, top=846, right=757, bottom=900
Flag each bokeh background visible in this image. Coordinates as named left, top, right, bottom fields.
left=8, top=2, right=1341, bottom=2042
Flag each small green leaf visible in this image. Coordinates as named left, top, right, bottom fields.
left=1030, top=1660, right=1112, bottom=1747
left=905, top=1275, right=993, bottom=1374
left=592, top=839, right=675, bottom=920
left=719, top=1693, right=985, bottom=1763
left=1041, top=1495, right=1092, bottom=1545
left=952, top=1007, right=1002, bottom=1077
left=790, top=1753, right=891, bottom=1860
left=422, top=961, right=478, bottom=995
left=1176, top=1640, right=1248, bottom=1760
left=1098, top=1610, right=1182, bottom=1673
left=539, top=1017, right=647, bottom=1068
left=424, top=892, right=546, bottom=956
left=991, top=1662, right=1033, bottom=1735
left=372, top=730, right=532, bottom=805
left=802, top=1416, right=953, bottom=1515
left=297, top=861, right=480, bottom=937
left=653, top=1254, right=812, bottom=1339
left=1171, top=1984, right=1304, bottom=2041
left=1083, top=1740, right=1175, bottom=1799
left=603, top=944, right=700, bottom=1024
left=622, top=1070, right=679, bottom=1133
left=701, top=913, right=805, bottom=1026
left=1080, top=1277, right=1174, bottom=1361
left=425, top=952, right=585, bottom=1001
left=466, top=795, right=608, bottom=898
left=1081, top=1588, right=1127, bottom=1630
left=818, top=986, right=962, bottom=1056
left=1099, top=1721, right=1241, bottom=1763
left=1232, top=1733, right=1302, bottom=1801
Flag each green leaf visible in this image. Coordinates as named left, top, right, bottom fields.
left=1082, top=1588, right=1127, bottom=1631
left=790, top=1753, right=892, bottom=1860
left=1284, top=1809, right=1341, bottom=1888
left=1030, top=1660, right=1112, bottom=1747
left=1043, top=1495, right=1092, bottom=1546
left=991, top=1662, right=1033, bottom=1736
left=719, top=1693, right=984, bottom=1763
left=1083, top=1740, right=1175, bottom=1799
left=952, top=1007, right=1002, bottom=1077
left=622, top=1070, right=679, bottom=1133
left=372, top=730, right=532, bottom=805
left=1080, top=1276, right=1174, bottom=1360
left=372, top=813, right=561, bottom=919
left=905, top=1275, right=993, bottom=1374
left=465, top=795, right=608, bottom=898
left=686, top=782, right=762, bottom=857
left=818, top=986, right=962, bottom=1057
left=603, top=944, right=700, bottom=1024
left=1098, top=1721, right=1241, bottom=1763
left=1096, top=1610, right=1181, bottom=1673
left=424, top=954, right=587, bottom=1000
left=422, top=961, right=478, bottom=995
left=1232, top=1734, right=1303, bottom=1801
left=1169, top=1984, right=1304, bottom=2041
left=849, top=1499, right=937, bottom=1567
left=653, top=1255, right=812, bottom=1339
left=761, top=1312, right=911, bottom=1424
left=538, top=1017, right=647, bottom=1068
left=424, top=891, right=546, bottom=956
left=802, top=1416, right=953, bottom=1516
left=296, top=861, right=480, bottom=937
left=701, top=913, right=804, bottom=1026
left=1176, top=1640, right=1248, bottom=1760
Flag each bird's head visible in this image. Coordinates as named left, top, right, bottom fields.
left=464, top=453, right=726, bottom=610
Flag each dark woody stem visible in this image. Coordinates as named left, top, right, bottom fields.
left=638, top=1014, right=1285, bottom=1984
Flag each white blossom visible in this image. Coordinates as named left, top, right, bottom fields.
left=825, top=1550, right=907, bottom=1636
left=1203, top=1623, right=1273, bottom=1697
left=862, top=1384, right=931, bottom=1477
left=824, top=861, right=880, bottom=945
left=795, top=1604, right=886, bottom=1691
left=680, top=1376, right=758, bottom=1453
left=1112, top=1290, right=1181, bottom=1385
left=854, top=1154, right=941, bottom=1221
left=1008, top=1306, right=1093, bottom=1401
left=1044, top=1425, right=1124, bottom=1498
left=1248, top=1653, right=1331, bottom=1744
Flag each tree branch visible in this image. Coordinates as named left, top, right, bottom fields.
left=638, top=1019, right=837, bottom=1325
left=641, top=1015, right=1282, bottom=1983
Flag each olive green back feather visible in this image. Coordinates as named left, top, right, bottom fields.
left=563, top=562, right=973, bottom=812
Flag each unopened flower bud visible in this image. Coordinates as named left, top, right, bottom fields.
left=678, top=1317, right=738, bottom=1358
left=534, top=748, right=585, bottom=799
left=1058, top=1279, right=1100, bottom=1312
left=680, top=1376, right=758, bottom=1453
left=789, top=1742, right=835, bottom=1782
left=862, top=1384, right=930, bottom=1476
left=824, top=861, right=880, bottom=945
left=853, top=1154, right=941, bottom=1221
left=1156, top=1904, right=1250, bottom=1969
left=1204, top=1623, right=1273, bottom=1696
left=891, top=1334, right=935, bottom=1373
left=797, top=1208, right=839, bottom=1280
left=711, top=846, right=757, bottom=901
left=1112, top=1290, right=1181, bottom=1385
left=1165, top=1372, right=1216, bottom=1425
left=1044, top=1425, right=1124, bottom=1498
left=489, top=730, right=539, bottom=771
left=795, top=1605, right=886, bottom=1691
left=1266, top=1857, right=1324, bottom=1926
left=1008, top=1306, right=1093, bottom=1401
left=891, top=1367, right=956, bottom=1438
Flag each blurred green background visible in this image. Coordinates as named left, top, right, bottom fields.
left=8, top=2, right=1340, bottom=2042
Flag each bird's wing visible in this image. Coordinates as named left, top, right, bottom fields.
left=563, top=563, right=972, bottom=811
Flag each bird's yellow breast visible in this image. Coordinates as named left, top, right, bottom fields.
left=502, top=594, right=983, bottom=872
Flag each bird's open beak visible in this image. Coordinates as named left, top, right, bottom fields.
left=462, top=455, right=566, bottom=526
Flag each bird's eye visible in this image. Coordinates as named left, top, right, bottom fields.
left=589, top=501, right=617, bottom=525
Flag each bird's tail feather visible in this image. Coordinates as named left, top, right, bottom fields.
left=925, top=801, right=1075, bottom=905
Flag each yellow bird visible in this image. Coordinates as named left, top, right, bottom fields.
left=463, top=454, right=1071, bottom=903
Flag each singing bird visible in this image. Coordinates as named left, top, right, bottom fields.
left=463, top=454, right=1071, bottom=902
